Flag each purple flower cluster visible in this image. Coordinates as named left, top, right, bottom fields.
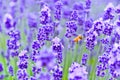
left=39, top=72, right=51, bottom=80
left=7, top=30, right=20, bottom=57
left=0, top=63, right=3, bottom=72
left=97, top=42, right=120, bottom=79
left=81, top=53, right=88, bottom=65
left=8, top=65, right=14, bottom=76
left=40, top=4, right=52, bottom=25
left=52, top=37, right=64, bottom=64
left=103, top=3, right=115, bottom=21
left=53, top=65, right=63, bottom=80
left=54, top=1, right=63, bottom=20
left=3, top=13, right=16, bottom=30
left=17, top=50, right=28, bottom=69
left=32, top=66, right=41, bottom=77
left=103, top=21, right=113, bottom=36
left=35, top=48, right=56, bottom=71
left=1, top=0, right=120, bottom=80
left=27, top=13, right=37, bottom=28
left=85, top=30, right=97, bottom=50
left=17, top=69, right=28, bottom=80
left=17, top=50, right=28, bottom=80
left=68, top=62, right=88, bottom=80
left=65, top=21, right=77, bottom=38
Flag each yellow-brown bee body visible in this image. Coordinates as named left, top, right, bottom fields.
left=73, top=35, right=83, bottom=43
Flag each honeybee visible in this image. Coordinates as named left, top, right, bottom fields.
left=73, top=35, right=83, bottom=43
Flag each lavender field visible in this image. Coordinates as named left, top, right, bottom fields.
left=0, top=0, right=120, bottom=80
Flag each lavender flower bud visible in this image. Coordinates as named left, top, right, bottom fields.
left=81, top=53, right=88, bottom=65
left=8, top=65, right=14, bottom=76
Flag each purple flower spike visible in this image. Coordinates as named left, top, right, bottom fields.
left=70, top=10, right=79, bottom=21
left=103, top=3, right=115, bottom=21
left=73, top=2, right=84, bottom=11
left=17, top=50, right=28, bottom=69
left=32, top=66, right=41, bottom=77
left=3, top=13, right=16, bottom=30
left=40, top=4, right=52, bottom=25
left=17, top=69, right=28, bottom=80
left=8, top=65, right=14, bottom=76
left=36, top=48, right=56, bottom=70
left=53, top=65, right=63, bottom=80
left=30, top=76, right=36, bottom=80
left=81, top=53, right=88, bottom=65
left=39, top=72, right=51, bottom=80
left=103, top=22, right=113, bottom=36
left=52, top=37, right=64, bottom=64
left=85, top=0, right=91, bottom=9
left=69, top=62, right=88, bottom=80
left=93, top=18, right=103, bottom=35
left=84, top=19, right=93, bottom=31
left=54, top=1, right=63, bottom=20
left=28, top=13, right=37, bottom=28
left=65, top=21, right=77, bottom=38
left=32, top=40, right=40, bottom=50
left=115, top=4, right=120, bottom=14
left=85, top=30, right=97, bottom=50
left=0, top=63, right=3, bottom=72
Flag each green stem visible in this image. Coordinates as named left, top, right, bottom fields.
left=89, top=44, right=101, bottom=80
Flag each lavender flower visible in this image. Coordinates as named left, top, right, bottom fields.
left=30, top=76, right=36, bottom=80
left=81, top=53, right=88, bottom=65
left=73, top=2, right=84, bottom=11
left=115, top=4, right=120, bottom=14
left=3, top=13, right=16, bottom=29
left=77, top=16, right=84, bottom=26
left=85, top=0, right=91, bottom=9
left=52, top=65, right=63, bottom=80
left=84, top=19, right=93, bottom=31
left=65, top=21, right=77, bottom=38
left=35, top=48, right=56, bottom=70
left=103, top=21, right=113, bottom=36
left=17, top=69, right=28, bottom=80
left=39, top=72, right=51, bottom=80
left=32, top=66, right=41, bottom=77
left=40, top=4, right=52, bottom=25
left=85, top=30, right=97, bottom=50
left=31, top=50, right=40, bottom=62
left=7, top=30, right=21, bottom=57
left=28, top=13, right=37, bottom=28
left=32, top=40, right=40, bottom=50
left=69, top=62, right=88, bottom=80
left=8, top=30, right=20, bottom=40
left=97, top=42, right=120, bottom=78
left=8, top=65, right=14, bottom=76
left=70, top=10, right=79, bottom=21
left=0, top=63, right=3, bottom=72
left=52, top=37, right=64, bottom=64
left=101, top=36, right=110, bottom=44
left=17, top=50, right=28, bottom=69
left=54, top=1, right=63, bottom=20
left=93, top=18, right=103, bottom=35
left=103, top=3, right=115, bottom=21
left=37, top=24, right=53, bottom=45
left=63, top=9, right=72, bottom=19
